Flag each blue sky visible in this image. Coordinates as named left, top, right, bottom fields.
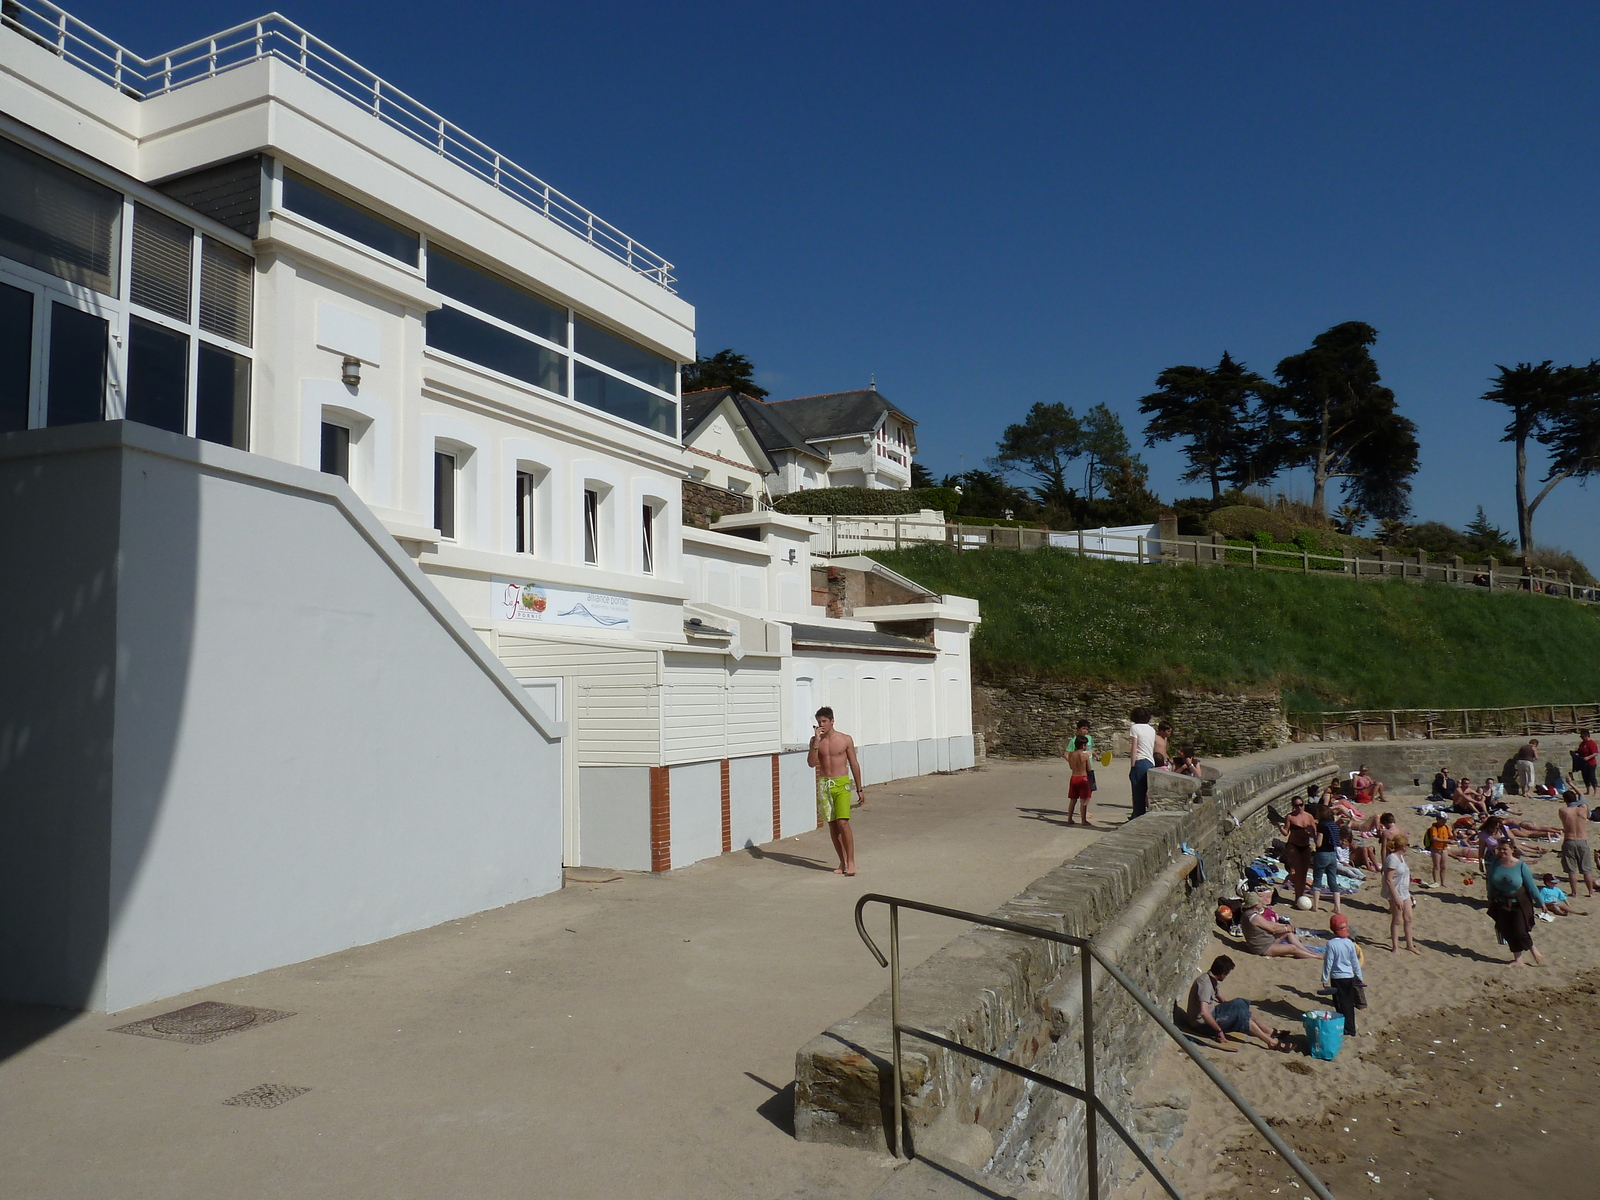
left=63, top=1, right=1600, bottom=565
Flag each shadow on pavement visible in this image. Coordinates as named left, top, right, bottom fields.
left=746, top=1072, right=796, bottom=1136
left=744, top=845, right=835, bottom=873
left=0, top=1001, right=78, bottom=1064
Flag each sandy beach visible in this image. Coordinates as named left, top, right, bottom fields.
left=1116, top=790, right=1600, bottom=1200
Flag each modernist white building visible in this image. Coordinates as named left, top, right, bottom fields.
left=0, top=5, right=977, bottom=1012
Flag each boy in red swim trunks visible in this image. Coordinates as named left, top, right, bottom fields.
left=1066, top=735, right=1093, bottom=826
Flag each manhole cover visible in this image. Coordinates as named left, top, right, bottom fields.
left=111, top=1001, right=294, bottom=1045
left=222, top=1083, right=311, bottom=1109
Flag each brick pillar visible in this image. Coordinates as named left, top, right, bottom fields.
left=720, top=759, right=732, bottom=853
left=649, top=766, right=671, bottom=872
left=771, top=754, right=782, bottom=840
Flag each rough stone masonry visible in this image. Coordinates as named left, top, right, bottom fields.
left=793, top=745, right=1337, bottom=1199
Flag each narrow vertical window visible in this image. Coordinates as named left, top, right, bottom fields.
left=195, top=344, right=250, bottom=449
left=321, top=422, right=350, bottom=480
left=641, top=503, right=655, bottom=574
left=45, top=303, right=108, bottom=427
left=0, top=281, right=33, bottom=433
left=434, top=451, right=457, bottom=539
left=125, top=316, right=189, bottom=434
left=515, top=471, right=536, bottom=554
left=582, top=488, right=599, bottom=565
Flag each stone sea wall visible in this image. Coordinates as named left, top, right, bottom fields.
left=793, top=745, right=1338, bottom=1199
left=974, top=679, right=1289, bottom=759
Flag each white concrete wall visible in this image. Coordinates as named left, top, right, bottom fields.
left=0, top=424, right=564, bottom=1012
left=577, top=766, right=652, bottom=871
left=669, top=760, right=722, bottom=866
left=727, top=756, right=774, bottom=849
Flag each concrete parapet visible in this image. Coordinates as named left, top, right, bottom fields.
left=793, top=742, right=1341, bottom=1195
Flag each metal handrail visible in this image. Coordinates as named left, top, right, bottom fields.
left=0, top=1, right=676, bottom=290
left=852, top=892, right=1335, bottom=1200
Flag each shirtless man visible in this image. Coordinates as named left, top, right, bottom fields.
left=1558, top=793, right=1597, bottom=899
left=1065, top=735, right=1093, bottom=826
left=808, top=706, right=864, bottom=876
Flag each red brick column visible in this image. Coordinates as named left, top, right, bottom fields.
left=720, top=759, right=732, bottom=853
left=771, top=754, right=782, bottom=840
left=649, top=766, right=670, bottom=872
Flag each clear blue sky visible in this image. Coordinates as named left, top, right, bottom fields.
left=65, top=1, right=1600, bottom=565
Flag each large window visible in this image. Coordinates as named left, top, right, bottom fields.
left=0, top=137, right=254, bottom=447
left=425, top=250, right=568, bottom=395
left=280, top=170, right=419, bottom=266
left=0, top=138, right=122, bottom=295
left=421, top=245, right=679, bottom=437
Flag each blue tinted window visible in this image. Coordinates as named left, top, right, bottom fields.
left=281, top=170, right=419, bottom=266
left=125, top=317, right=189, bottom=434
left=574, top=363, right=676, bottom=435
left=46, top=303, right=107, bottom=426
left=574, top=317, right=675, bottom=393
left=427, top=250, right=566, bottom=345
left=196, top=343, right=250, bottom=449
left=426, top=307, right=567, bottom=395
left=0, top=281, right=31, bottom=432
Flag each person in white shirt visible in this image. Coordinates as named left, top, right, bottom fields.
left=1128, top=706, right=1156, bottom=819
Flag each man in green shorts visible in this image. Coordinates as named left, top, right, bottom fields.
left=809, top=706, right=864, bottom=876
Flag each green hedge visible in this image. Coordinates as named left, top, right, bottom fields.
left=772, top=486, right=959, bottom=518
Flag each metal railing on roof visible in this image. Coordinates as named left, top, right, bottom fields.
left=1, top=1, right=677, bottom=291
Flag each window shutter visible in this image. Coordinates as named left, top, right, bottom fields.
left=199, top=236, right=253, bottom=345
left=0, top=137, right=122, bottom=295
left=130, top=204, right=193, bottom=321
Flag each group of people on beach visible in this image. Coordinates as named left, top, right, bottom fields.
left=1062, top=709, right=1203, bottom=827
left=1193, top=743, right=1600, bottom=1052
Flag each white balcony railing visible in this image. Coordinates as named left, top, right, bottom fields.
left=1, top=2, right=677, bottom=291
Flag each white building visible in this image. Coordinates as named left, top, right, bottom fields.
left=0, top=6, right=977, bottom=1012
left=682, top=385, right=919, bottom=496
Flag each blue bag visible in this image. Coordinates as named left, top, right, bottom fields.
left=1302, top=1010, right=1343, bottom=1060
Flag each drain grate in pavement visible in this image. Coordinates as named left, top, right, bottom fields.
left=111, top=1001, right=294, bottom=1045
left=222, top=1083, right=311, bottom=1109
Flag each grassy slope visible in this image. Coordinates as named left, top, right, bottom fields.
left=872, top=547, right=1600, bottom=710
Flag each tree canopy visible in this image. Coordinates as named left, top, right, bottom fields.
left=1481, top=360, right=1600, bottom=550
left=993, top=401, right=1083, bottom=508
left=1138, top=352, right=1275, bottom=499
left=681, top=349, right=768, bottom=398
left=1271, top=321, right=1418, bottom=519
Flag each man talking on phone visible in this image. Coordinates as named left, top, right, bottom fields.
left=809, top=707, right=864, bottom=876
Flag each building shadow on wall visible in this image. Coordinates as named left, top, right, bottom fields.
left=0, top=423, right=198, bottom=1059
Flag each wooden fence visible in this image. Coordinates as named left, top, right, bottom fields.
left=1290, top=703, right=1600, bottom=742
left=805, top=517, right=1600, bottom=607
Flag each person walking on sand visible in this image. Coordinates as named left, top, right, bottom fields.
left=1309, top=802, right=1343, bottom=914
left=1128, top=707, right=1156, bottom=819
left=1557, top=792, right=1597, bottom=899
left=1515, top=738, right=1540, bottom=795
left=1485, top=840, right=1544, bottom=966
left=808, top=707, right=864, bottom=876
left=1322, top=914, right=1364, bottom=1036
left=1073, top=720, right=1098, bottom=798
left=1382, top=832, right=1419, bottom=954
left=1065, top=735, right=1093, bottom=826
left=1426, top=812, right=1452, bottom=887
left=1280, top=795, right=1318, bottom=906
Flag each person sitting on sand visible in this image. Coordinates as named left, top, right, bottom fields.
left=1343, top=823, right=1381, bottom=871
left=1239, top=891, right=1323, bottom=959
left=1186, top=954, right=1290, bottom=1050
left=1535, top=873, right=1576, bottom=916
left=1352, top=766, right=1384, bottom=804
left=1433, top=767, right=1459, bottom=801
left=1484, top=841, right=1545, bottom=966
left=1451, top=779, right=1490, bottom=817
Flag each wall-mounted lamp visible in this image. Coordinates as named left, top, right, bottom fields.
left=787, top=549, right=798, bottom=564
left=341, top=356, right=361, bottom=387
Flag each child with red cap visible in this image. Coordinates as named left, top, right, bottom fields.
left=1321, top=913, right=1364, bottom=1035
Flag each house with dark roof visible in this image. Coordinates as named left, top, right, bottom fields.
left=681, top=385, right=917, bottom=498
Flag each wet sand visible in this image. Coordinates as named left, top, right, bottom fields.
left=1115, top=792, right=1600, bottom=1200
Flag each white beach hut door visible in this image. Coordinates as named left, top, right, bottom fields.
left=520, top=678, right=574, bottom=864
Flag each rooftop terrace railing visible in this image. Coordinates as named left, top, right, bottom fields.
left=1, top=1, right=677, bottom=291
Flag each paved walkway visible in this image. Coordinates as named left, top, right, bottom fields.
left=1, top=759, right=1129, bottom=1200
